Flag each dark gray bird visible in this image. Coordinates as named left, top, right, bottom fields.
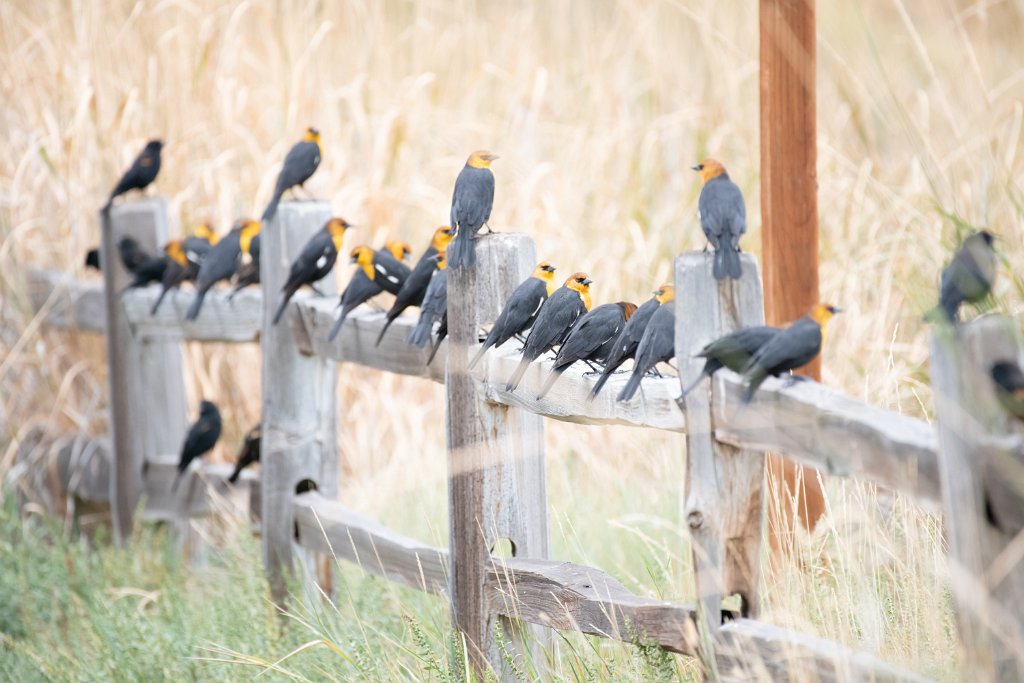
left=229, top=232, right=261, bottom=299
left=328, top=243, right=411, bottom=341
left=617, top=292, right=678, bottom=402
left=185, top=219, right=261, bottom=321
left=151, top=230, right=215, bottom=315
left=991, top=360, right=1024, bottom=422
left=104, top=139, right=162, bottom=210
left=261, top=127, right=322, bottom=222
left=928, top=230, right=997, bottom=323
left=371, top=240, right=413, bottom=295
left=469, top=262, right=557, bottom=370
left=119, top=238, right=167, bottom=290
left=375, top=227, right=452, bottom=346
left=679, top=325, right=782, bottom=399
left=447, top=150, right=497, bottom=270
left=228, top=423, right=261, bottom=484
left=271, top=217, right=350, bottom=325
left=407, top=254, right=448, bottom=349
left=694, top=158, right=745, bottom=280
left=172, top=400, right=222, bottom=492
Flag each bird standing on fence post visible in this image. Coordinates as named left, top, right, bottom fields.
left=469, top=262, right=557, bottom=371
left=926, top=230, right=997, bottom=324
left=172, top=401, right=222, bottom=492
left=375, top=227, right=453, bottom=346
left=617, top=284, right=677, bottom=402
left=261, top=127, right=323, bottom=223
left=185, top=219, right=261, bottom=321
left=447, top=150, right=497, bottom=270
left=694, top=158, right=745, bottom=280
left=103, top=139, right=163, bottom=211
left=271, top=217, right=351, bottom=325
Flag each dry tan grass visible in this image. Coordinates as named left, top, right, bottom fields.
left=2, top=0, right=1023, bottom=677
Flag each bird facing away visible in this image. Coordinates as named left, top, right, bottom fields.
left=679, top=325, right=782, bottom=399
left=447, top=150, right=497, bottom=270
left=741, top=303, right=841, bottom=403
left=229, top=232, right=262, bottom=299
left=469, top=261, right=557, bottom=371
left=261, top=127, right=323, bottom=222
left=375, top=227, right=453, bottom=346
left=228, top=423, right=261, bottom=484
left=617, top=286, right=677, bottom=402
left=694, top=158, right=745, bottom=280
left=928, top=230, right=997, bottom=323
left=272, top=217, right=351, bottom=324
left=118, top=236, right=150, bottom=273
left=407, top=253, right=448, bottom=349
left=120, top=239, right=168, bottom=290
left=505, top=272, right=593, bottom=392
left=104, top=139, right=163, bottom=211
left=185, top=219, right=261, bottom=321
left=991, top=360, right=1024, bottom=423
left=537, top=301, right=636, bottom=400
left=588, top=283, right=672, bottom=401
left=172, top=400, right=222, bottom=492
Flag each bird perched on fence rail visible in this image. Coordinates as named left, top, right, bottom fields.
left=588, top=283, right=672, bottom=401
left=373, top=240, right=413, bottom=295
left=151, top=226, right=216, bottom=315
left=694, top=158, right=745, bottom=280
left=469, top=262, right=557, bottom=371
left=185, top=219, right=261, bottom=321
left=261, top=127, right=323, bottom=222
left=448, top=150, right=497, bottom=270
left=926, top=230, right=997, bottom=324
left=172, top=400, right=222, bottom=492
left=228, top=423, right=261, bottom=484
left=103, top=139, right=163, bottom=211
left=679, top=325, right=781, bottom=399
left=537, top=301, right=635, bottom=400
left=617, top=285, right=677, bottom=402
left=506, top=272, right=593, bottom=392
left=229, top=232, right=261, bottom=300
left=375, top=227, right=453, bottom=346
left=408, top=252, right=448, bottom=349
left=741, top=304, right=841, bottom=403
left=271, top=217, right=351, bottom=325
left=120, top=238, right=168, bottom=290
left=328, top=242, right=411, bottom=341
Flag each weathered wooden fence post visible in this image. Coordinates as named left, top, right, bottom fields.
left=99, top=199, right=189, bottom=544
left=260, top=201, right=339, bottom=601
left=446, top=234, right=548, bottom=677
left=930, top=317, right=1024, bottom=680
left=676, top=252, right=766, bottom=663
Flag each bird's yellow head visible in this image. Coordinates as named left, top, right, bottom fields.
left=431, top=226, right=454, bottom=251
left=385, top=240, right=412, bottom=261
left=192, top=222, right=219, bottom=245
left=236, top=219, right=261, bottom=254
left=655, top=283, right=675, bottom=304
left=303, top=127, right=321, bottom=143
left=809, top=303, right=842, bottom=344
left=350, top=246, right=375, bottom=280
left=532, top=261, right=557, bottom=294
left=692, top=158, right=727, bottom=184
left=436, top=252, right=448, bottom=271
left=565, top=272, right=593, bottom=311
left=326, top=217, right=352, bottom=251
left=164, top=240, right=188, bottom=267
left=619, top=301, right=638, bottom=320
left=467, top=150, right=499, bottom=169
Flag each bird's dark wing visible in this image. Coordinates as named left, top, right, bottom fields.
left=452, top=167, right=495, bottom=233
left=523, top=288, right=586, bottom=360
left=747, top=318, right=820, bottom=376
left=195, top=233, right=242, bottom=289
left=490, top=278, right=547, bottom=347
left=634, top=306, right=676, bottom=373
left=372, top=251, right=412, bottom=295
left=555, top=304, right=623, bottom=367
left=698, top=178, right=746, bottom=244
left=278, top=141, right=321, bottom=190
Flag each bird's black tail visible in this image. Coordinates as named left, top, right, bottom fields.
left=185, top=288, right=208, bottom=321
left=679, top=361, right=720, bottom=400
left=741, top=374, right=765, bottom=404
left=616, top=369, right=644, bottom=402
left=447, top=231, right=475, bottom=270
left=171, top=470, right=184, bottom=493
left=536, top=369, right=565, bottom=400
left=375, top=315, right=397, bottom=346
left=427, top=334, right=445, bottom=365
left=272, top=288, right=296, bottom=325
left=151, top=285, right=172, bottom=315
left=505, top=357, right=531, bottom=392
left=328, top=307, right=351, bottom=342
left=468, top=342, right=491, bottom=371
left=261, top=189, right=283, bottom=223
left=714, top=243, right=742, bottom=280
left=588, top=357, right=628, bottom=401
left=227, top=462, right=244, bottom=485
left=407, top=316, right=432, bottom=348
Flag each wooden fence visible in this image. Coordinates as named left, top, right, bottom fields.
left=19, top=199, right=1024, bottom=681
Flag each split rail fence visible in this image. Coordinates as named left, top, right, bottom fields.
left=19, top=199, right=1024, bottom=681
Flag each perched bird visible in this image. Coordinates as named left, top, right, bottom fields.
left=261, top=127, right=323, bottom=222
left=228, top=423, right=261, bottom=484
left=151, top=227, right=215, bottom=315
left=375, top=227, right=453, bottom=346
left=124, top=256, right=168, bottom=291
left=103, top=139, right=163, bottom=211
left=118, top=236, right=150, bottom=273
left=426, top=313, right=449, bottom=366
left=694, top=158, right=745, bottom=280
left=468, top=262, right=557, bottom=370
left=172, top=400, right=222, bottom=493
left=617, top=286, right=678, bottom=402
left=679, top=325, right=782, bottom=399
left=84, top=248, right=101, bottom=270
left=229, top=232, right=261, bottom=299
left=447, top=150, right=497, bottom=269
left=185, top=219, right=261, bottom=321
left=537, top=301, right=636, bottom=400
left=271, top=217, right=351, bottom=325
left=927, top=230, right=997, bottom=323
left=328, top=242, right=412, bottom=341
left=408, top=253, right=448, bottom=349
left=505, top=272, right=593, bottom=392
left=588, top=284, right=672, bottom=401
left=373, top=240, right=413, bottom=295
left=991, top=361, right=1024, bottom=423
left=741, top=304, right=841, bottom=403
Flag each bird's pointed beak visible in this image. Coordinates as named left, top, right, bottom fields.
left=583, top=278, right=593, bottom=286
left=690, top=165, right=701, bottom=172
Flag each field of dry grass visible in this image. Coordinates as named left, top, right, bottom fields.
left=2, top=0, right=1023, bottom=679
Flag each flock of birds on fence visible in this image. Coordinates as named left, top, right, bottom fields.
left=86, top=128, right=1019, bottom=491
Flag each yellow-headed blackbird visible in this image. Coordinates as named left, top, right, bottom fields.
left=537, top=301, right=636, bottom=400
left=679, top=325, right=781, bottom=399
left=172, top=400, right=222, bottom=492
left=228, top=423, right=261, bottom=484
left=262, top=127, right=323, bottom=222
left=328, top=241, right=413, bottom=341
left=152, top=228, right=215, bottom=315
left=588, top=283, right=672, bottom=400
left=506, top=272, right=593, bottom=392
left=185, top=219, right=261, bottom=320
left=991, top=360, right=1024, bottom=422
left=408, top=253, right=448, bottom=348
left=741, top=303, right=841, bottom=403
left=271, top=217, right=351, bottom=324
left=104, top=139, right=163, bottom=211
left=468, top=262, right=557, bottom=370
left=229, top=232, right=262, bottom=299
left=617, top=286, right=677, bottom=402
left=448, top=150, right=497, bottom=270
left=373, top=240, right=413, bottom=295
left=927, top=230, right=996, bottom=323
left=375, top=227, right=453, bottom=346
left=85, top=248, right=101, bottom=270
left=694, top=158, right=745, bottom=280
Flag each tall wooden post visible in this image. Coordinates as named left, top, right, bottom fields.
left=260, top=201, right=339, bottom=601
left=100, top=199, right=189, bottom=544
left=677, top=252, right=766, bottom=661
left=759, top=0, right=826, bottom=543
left=446, top=234, right=548, bottom=678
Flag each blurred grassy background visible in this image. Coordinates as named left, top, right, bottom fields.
left=1, top=0, right=1022, bottom=679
